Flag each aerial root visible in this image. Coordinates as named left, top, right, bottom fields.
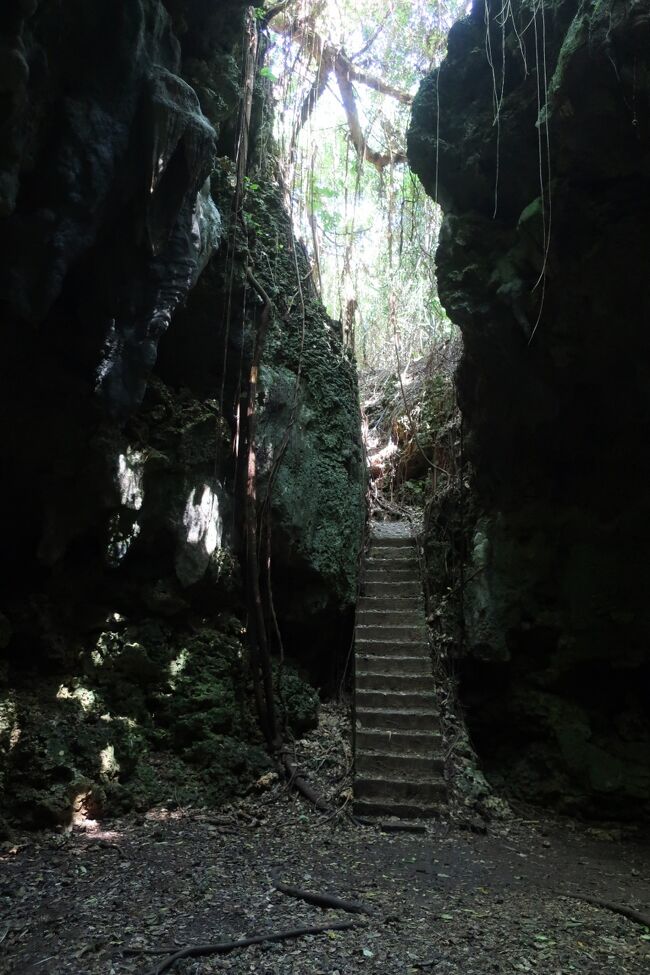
left=281, top=750, right=331, bottom=813
left=558, top=891, right=650, bottom=929
left=280, top=749, right=361, bottom=825
left=270, top=867, right=376, bottom=916
left=134, top=921, right=364, bottom=975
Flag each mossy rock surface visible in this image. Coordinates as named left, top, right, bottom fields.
left=0, top=619, right=276, bottom=827
left=410, top=0, right=650, bottom=817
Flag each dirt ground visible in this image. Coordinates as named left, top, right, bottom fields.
left=1, top=705, right=649, bottom=975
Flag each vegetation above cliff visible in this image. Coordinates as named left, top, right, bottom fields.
left=261, top=0, right=466, bottom=367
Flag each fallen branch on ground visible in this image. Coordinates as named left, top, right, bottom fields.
left=138, top=921, right=363, bottom=975
left=123, top=946, right=181, bottom=957
left=559, top=892, right=650, bottom=928
left=281, top=750, right=333, bottom=814
left=270, top=869, right=375, bottom=915
left=281, top=750, right=362, bottom=826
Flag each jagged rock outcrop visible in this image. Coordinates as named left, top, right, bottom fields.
left=0, top=1, right=364, bottom=829
left=157, top=171, right=366, bottom=677
left=409, top=0, right=650, bottom=816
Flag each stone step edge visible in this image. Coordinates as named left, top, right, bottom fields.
left=355, top=773, right=446, bottom=787
left=356, top=620, right=428, bottom=629
left=357, top=602, right=423, bottom=608
left=355, top=640, right=430, bottom=648
left=357, top=602, right=423, bottom=609
left=358, top=594, right=422, bottom=600
left=365, top=562, right=417, bottom=567
left=356, top=749, right=443, bottom=763
left=353, top=799, right=441, bottom=819
left=357, top=622, right=427, bottom=629
left=364, top=565, right=422, bottom=583
left=369, top=532, right=415, bottom=540
left=368, top=543, right=416, bottom=549
left=355, top=639, right=428, bottom=647
left=357, top=641, right=429, bottom=666
left=356, top=669, right=434, bottom=679
left=356, top=639, right=428, bottom=646
left=363, top=578, right=421, bottom=585
left=356, top=739, right=442, bottom=753
left=357, top=610, right=425, bottom=618
left=362, top=588, right=422, bottom=594
left=368, top=553, right=417, bottom=560
left=362, top=582, right=421, bottom=588
left=357, top=629, right=427, bottom=634
left=355, top=644, right=431, bottom=656
left=356, top=628, right=428, bottom=634
left=357, top=708, right=440, bottom=718
left=355, top=672, right=436, bottom=680
left=362, top=570, right=422, bottom=592
left=356, top=681, right=435, bottom=691
left=366, top=552, right=418, bottom=559
left=356, top=727, right=441, bottom=738
left=367, top=556, right=418, bottom=562
left=365, top=560, right=419, bottom=565
left=357, top=622, right=425, bottom=627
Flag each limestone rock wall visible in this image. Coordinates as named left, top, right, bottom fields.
left=0, top=1, right=364, bottom=829
left=409, top=0, right=650, bottom=816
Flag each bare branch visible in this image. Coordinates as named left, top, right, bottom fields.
left=260, top=0, right=293, bottom=29
left=140, top=922, right=363, bottom=975
left=268, top=12, right=412, bottom=157
left=335, top=65, right=406, bottom=172
left=345, top=63, right=413, bottom=105
left=350, top=9, right=393, bottom=61
left=294, top=50, right=334, bottom=139
left=270, top=870, right=375, bottom=915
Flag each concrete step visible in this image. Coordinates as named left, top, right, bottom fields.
left=363, top=580, right=421, bottom=597
left=365, top=569, right=421, bottom=584
left=356, top=608, right=425, bottom=627
left=356, top=653, right=431, bottom=675
left=356, top=750, right=444, bottom=777
left=355, top=522, right=444, bottom=821
left=356, top=670, right=435, bottom=693
left=355, top=639, right=430, bottom=658
left=369, top=533, right=416, bottom=547
left=356, top=707, right=439, bottom=731
left=367, top=556, right=419, bottom=570
left=356, top=728, right=442, bottom=755
left=370, top=545, right=415, bottom=560
left=357, top=688, right=435, bottom=710
left=353, top=797, right=441, bottom=819
left=356, top=624, right=427, bottom=642
left=357, top=595, right=422, bottom=612
left=354, top=775, right=446, bottom=804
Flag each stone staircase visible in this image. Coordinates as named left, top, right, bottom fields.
left=353, top=521, right=446, bottom=819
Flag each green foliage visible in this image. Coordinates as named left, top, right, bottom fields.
left=420, top=371, right=457, bottom=437
left=0, top=689, right=151, bottom=827
left=239, top=177, right=365, bottom=606
left=267, top=0, right=466, bottom=367
left=0, top=619, right=274, bottom=827
left=401, top=478, right=427, bottom=505
left=277, top=665, right=320, bottom=735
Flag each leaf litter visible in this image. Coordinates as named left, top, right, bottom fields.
left=0, top=703, right=649, bottom=975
